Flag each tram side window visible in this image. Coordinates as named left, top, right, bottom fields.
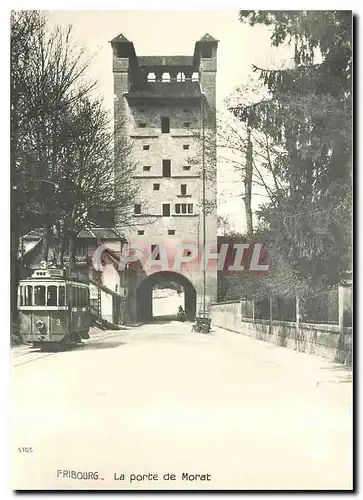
left=47, top=285, right=58, bottom=306
left=25, top=285, right=33, bottom=306
left=34, top=285, right=45, bottom=306
left=19, top=286, right=23, bottom=306
left=71, top=286, right=76, bottom=306
left=59, top=286, right=66, bottom=306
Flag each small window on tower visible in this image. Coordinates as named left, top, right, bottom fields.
left=162, top=160, right=171, bottom=177
left=139, top=123, right=146, bottom=128
left=153, top=183, right=160, bottom=190
left=137, top=230, right=145, bottom=235
left=161, top=116, right=170, bottom=134
left=143, top=166, right=151, bottom=171
left=143, top=145, right=150, bottom=150
left=168, top=229, right=176, bottom=236
left=162, top=204, right=171, bottom=217
left=183, top=165, right=191, bottom=171
left=134, top=204, right=141, bottom=215
left=184, top=122, right=191, bottom=128
left=181, top=184, right=187, bottom=195
left=183, top=145, right=190, bottom=150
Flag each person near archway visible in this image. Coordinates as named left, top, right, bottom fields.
left=177, top=305, right=186, bottom=322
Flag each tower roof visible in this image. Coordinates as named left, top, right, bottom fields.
left=110, top=33, right=131, bottom=44
left=198, top=33, right=219, bottom=43
left=125, top=81, right=202, bottom=100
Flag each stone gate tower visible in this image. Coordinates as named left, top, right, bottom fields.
left=111, top=33, right=218, bottom=321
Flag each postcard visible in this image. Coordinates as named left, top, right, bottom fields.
left=11, top=9, right=353, bottom=491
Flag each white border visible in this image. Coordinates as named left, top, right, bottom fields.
left=2, top=5, right=359, bottom=500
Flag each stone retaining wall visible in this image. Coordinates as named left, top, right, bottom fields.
left=210, top=300, right=352, bottom=364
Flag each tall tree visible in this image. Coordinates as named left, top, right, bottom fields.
left=231, top=10, right=352, bottom=286
left=11, top=11, right=96, bottom=249
left=189, top=78, right=286, bottom=239
left=11, top=11, right=45, bottom=320
left=48, top=96, right=138, bottom=267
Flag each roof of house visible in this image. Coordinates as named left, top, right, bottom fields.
left=22, top=229, right=44, bottom=241
left=126, top=81, right=202, bottom=99
left=77, top=228, right=124, bottom=240
left=22, top=227, right=124, bottom=242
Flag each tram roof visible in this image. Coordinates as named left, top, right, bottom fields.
left=19, top=277, right=89, bottom=286
left=20, top=268, right=89, bottom=285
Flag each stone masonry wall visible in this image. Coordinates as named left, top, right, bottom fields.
left=211, top=300, right=352, bottom=364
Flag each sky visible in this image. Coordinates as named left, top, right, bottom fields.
left=47, top=10, right=294, bottom=233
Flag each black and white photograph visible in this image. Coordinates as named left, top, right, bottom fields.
left=10, top=9, right=353, bottom=491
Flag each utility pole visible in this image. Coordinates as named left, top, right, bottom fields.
left=245, top=127, right=253, bottom=239
left=202, top=94, right=206, bottom=318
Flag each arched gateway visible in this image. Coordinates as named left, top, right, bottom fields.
left=136, top=271, right=196, bottom=322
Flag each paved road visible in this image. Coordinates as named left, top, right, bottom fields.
left=12, top=321, right=353, bottom=490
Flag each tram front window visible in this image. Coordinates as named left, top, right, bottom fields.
left=25, top=285, right=33, bottom=306
left=34, top=285, right=45, bottom=306
left=47, top=285, right=57, bottom=306
left=59, top=286, right=65, bottom=306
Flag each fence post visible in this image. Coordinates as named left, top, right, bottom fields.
left=338, top=285, right=345, bottom=364
left=252, top=299, right=255, bottom=324
left=295, top=295, right=300, bottom=350
left=269, top=296, right=273, bottom=335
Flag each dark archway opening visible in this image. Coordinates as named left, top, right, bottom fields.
left=136, top=271, right=196, bottom=323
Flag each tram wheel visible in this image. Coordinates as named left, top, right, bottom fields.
left=40, top=342, right=61, bottom=352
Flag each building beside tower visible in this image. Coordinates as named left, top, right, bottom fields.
left=111, top=33, right=218, bottom=321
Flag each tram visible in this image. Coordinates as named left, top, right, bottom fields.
left=17, top=266, right=91, bottom=350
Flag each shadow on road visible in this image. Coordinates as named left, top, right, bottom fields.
left=148, top=315, right=195, bottom=324
left=320, top=362, right=352, bottom=372
left=150, top=315, right=179, bottom=323
left=318, top=362, right=352, bottom=383
left=75, top=341, right=126, bottom=351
